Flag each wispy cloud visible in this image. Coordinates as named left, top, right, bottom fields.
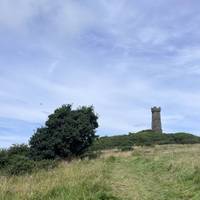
left=1, top=0, right=200, bottom=147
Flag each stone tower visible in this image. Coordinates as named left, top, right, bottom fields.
left=151, top=106, right=162, bottom=133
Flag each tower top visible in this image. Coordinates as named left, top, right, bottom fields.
left=151, top=106, right=161, bottom=112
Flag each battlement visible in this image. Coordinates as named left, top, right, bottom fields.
left=151, top=106, right=161, bottom=112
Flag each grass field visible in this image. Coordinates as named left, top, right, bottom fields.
left=1, top=144, right=200, bottom=200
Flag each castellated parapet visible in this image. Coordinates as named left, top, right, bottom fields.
left=151, top=106, right=162, bottom=133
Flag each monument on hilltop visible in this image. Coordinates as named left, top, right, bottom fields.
left=151, top=106, right=162, bottom=133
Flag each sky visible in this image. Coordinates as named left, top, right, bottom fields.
left=1, top=0, right=200, bottom=147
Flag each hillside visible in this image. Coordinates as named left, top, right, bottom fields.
left=1, top=144, right=200, bottom=200
left=91, top=131, right=200, bottom=151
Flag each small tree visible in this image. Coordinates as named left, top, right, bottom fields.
left=29, top=104, right=98, bottom=160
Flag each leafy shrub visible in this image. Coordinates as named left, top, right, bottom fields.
left=0, top=149, right=9, bottom=168
left=91, top=130, right=200, bottom=151
left=7, top=144, right=30, bottom=156
left=170, top=133, right=200, bottom=144
left=91, top=134, right=133, bottom=151
left=29, top=104, right=98, bottom=160
left=0, top=145, right=58, bottom=176
left=130, top=130, right=172, bottom=146
left=0, top=144, right=30, bottom=169
left=1, top=157, right=58, bottom=176
left=6, top=155, right=35, bottom=175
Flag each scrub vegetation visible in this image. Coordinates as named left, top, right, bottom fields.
left=1, top=144, right=200, bottom=200
left=1, top=104, right=200, bottom=199
left=91, top=130, right=200, bottom=151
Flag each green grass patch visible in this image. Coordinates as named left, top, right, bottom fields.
left=1, top=144, right=200, bottom=199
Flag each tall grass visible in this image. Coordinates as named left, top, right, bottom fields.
left=0, top=159, right=119, bottom=200
left=110, top=144, right=200, bottom=200
left=1, top=144, right=200, bottom=200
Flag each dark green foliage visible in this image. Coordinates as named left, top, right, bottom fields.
left=0, top=149, right=9, bottom=168
left=29, top=104, right=98, bottom=160
left=90, top=135, right=132, bottom=151
left=91, top=130, right=200, bottom=151
left=0, top=144, right=34, bottom=175
left=3, top=157, right=58, bottom=176
left=130, top=130, right=172, bottom=146
left=0, top=144, right=58, bottom=176
left=7, top=144, right=30, bottom=156
left=1, top=104, right=98, bottom=175
left=169, top=132, right=200, bottom=144
left=0, top=144, right=30, bottom=169
left=131, top=131, right=200, bottom=146
left=6, top=155, right=35, bottom=175
left=0, top=148, right=32, bottom=175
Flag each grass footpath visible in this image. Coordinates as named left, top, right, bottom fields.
left=1, top=144, right=200, bottom=200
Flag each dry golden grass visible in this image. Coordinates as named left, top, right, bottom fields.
left=0, top=159, right=112, bottom=200
left=110, top=144, right=200, bottom=200
left=101, top=149, right=133, bottom=158
left=1, top=144, right=200, bottom=200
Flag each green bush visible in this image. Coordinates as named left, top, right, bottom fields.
left=7, top=144, right=30, bottom=156
left=91, top=130, right=200, bottom=151
left=29, top=104, right=98, bottom=160
left=130, top=130, right=171, bottom=146
left=6, top=155, right=35, bottom=175
left=1, top=156, right=58, bottom=176
left=91, top=135, right=133, bottom=151
left=0, top=149, right=9, bottom=168
left=0, top=145, right=58, bottom=176
left=170, top=133, right=200, bottom=144
left=0, top=144, right=30, bottom=169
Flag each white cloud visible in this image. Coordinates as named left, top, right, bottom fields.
left=0, top=0, right=39, bottom=29
left=48, top=60, right=59, bottom=74
left=0, top=0, right=94, bottom=38
left=1, top=0, right=200, bottom=147
left=54, top=1, right=94, bottom=36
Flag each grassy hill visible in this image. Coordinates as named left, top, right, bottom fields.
left=91, top=131, right=200, bottom=151
left=1, top=144, right=200, bottom=200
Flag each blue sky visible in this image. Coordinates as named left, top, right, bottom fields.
left=1, top=0, right=200, bottom=147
